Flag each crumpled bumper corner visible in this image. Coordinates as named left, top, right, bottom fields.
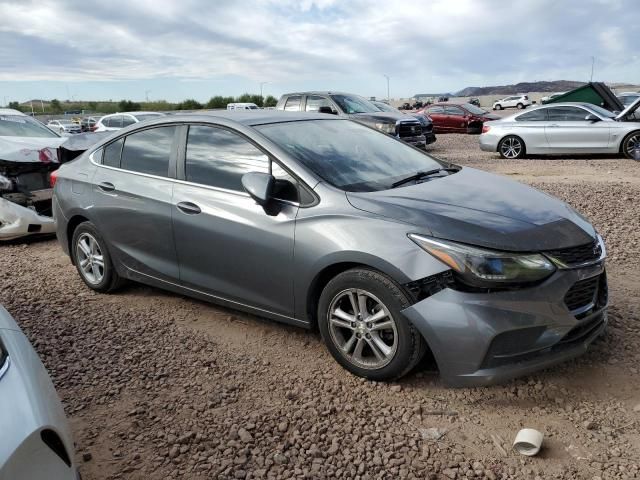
left=0, top=197, right=55, bottom=241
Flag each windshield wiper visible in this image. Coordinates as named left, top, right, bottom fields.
left=391, top=167, right=459, bottom=188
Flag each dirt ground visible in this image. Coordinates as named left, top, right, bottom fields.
left=2, top=133, right=640, bottom=480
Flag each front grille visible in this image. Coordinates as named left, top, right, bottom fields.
left=398, top=121, right=422, bottom=137
left=564, top=272, right=607, bottom=315
left=544, top=240, right=602, bottom=267
left=422, top=123, right=433, bottom=134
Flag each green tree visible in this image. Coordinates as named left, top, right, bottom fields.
left=206, top=96, right=227, bottom=109
left=8, top=101, right=20, bottom=110
left=175, top=99, right=203, bottom=110
left=118, top=100, right=141, bottom=112
left=50, top=99, right=62, bottom=113
left=263, top=95, right=278, bottom=108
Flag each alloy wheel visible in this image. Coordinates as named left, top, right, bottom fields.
left=327, top=288, right=398, bottom=369
left=76, top=233, right=105, bottom=285
left=500, top=137, right=523, bottom=159
left=625, top=133, right=640, bottom=158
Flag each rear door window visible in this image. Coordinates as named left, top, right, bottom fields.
left=106, top=116, right=122, bottom=128
left=427, top=106, right=445, bottom=114
left=120, top=126, right=176, bottom=176
left=102, top=138, right=124, bottom=167
left=121, top=115, right=136, bottom=127
left=516, top=109, right=549, bottom=121
left=284, top=96, right=302, bottom=112
left=445, top=106, right=464, bottom=116
left=305, top=96, right=333, bottom=112
left=547, top=107, right=589, bottom=121
left=185, top=126, right=269, bottom=191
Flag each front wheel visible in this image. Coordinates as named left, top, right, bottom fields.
left=494, top=104, right=503, bottom=110
left=622, top=131, right=640, bottom=159
left=498, top=135, right=526, bottom=159
left=318, top=268, right=425, bottom=381
left=71, top=221, right=124, bottom=293
left=516, top=103, right=524, bottom=109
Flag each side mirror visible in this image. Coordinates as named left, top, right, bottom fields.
left=318, top=106, right=337, bottom=115
left=585, top=114, right=600, bottom=122
left=241, top=172, right=274, bottom=206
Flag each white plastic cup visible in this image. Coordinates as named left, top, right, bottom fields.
left=513, top=428, right=544, bottom=456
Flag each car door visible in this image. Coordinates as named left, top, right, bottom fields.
left=304, top=95, right=339, bottom=114
left=171, top=124, right=298, bottom=317
left=106, top=115, right=123, bottom=131
left=283, top=95, right=302, bottom=112
left=512, top=108, right=550, bottom=153
left=444, top=106, right=466, bottom=132
left=503, top=97, right=515, bottom=108
left=544, top=106, right=611, bottom=152
left=426, top=106, right=446, bottom=132
left=91, top=125, right=180, bottom=282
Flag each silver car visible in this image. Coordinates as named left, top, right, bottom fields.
left=54, top=112, right=607, bottom=386
left=480, top=100, right=640, bottom=159
left=0, top=305, right=79, bottom=479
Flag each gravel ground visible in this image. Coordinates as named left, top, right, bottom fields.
left=2, top=133, right=640, bottom=480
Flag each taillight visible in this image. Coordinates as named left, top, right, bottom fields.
left=50, top=169, right=59, bottom=188
left=482, top=125, right=491, bottom=134
left=90, top=125, right=97, bottom=132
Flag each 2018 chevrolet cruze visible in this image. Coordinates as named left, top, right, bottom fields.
left=53, top=112, right=608, bottom=386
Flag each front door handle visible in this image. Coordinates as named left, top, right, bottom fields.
left=177, top=201, right=201, bottom=215
left=98, top=182, right=115, bottom=192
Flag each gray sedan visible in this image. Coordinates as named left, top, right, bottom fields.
left=480, top=100, right=640, bottom=159
left=53, top=112, right=607, bottom=386
left=0, top=305, right=78, bottom=479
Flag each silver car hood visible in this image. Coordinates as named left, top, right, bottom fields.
left=0, top=136, right=67, bottom=163
left=615, top=96, right=640, bottom=120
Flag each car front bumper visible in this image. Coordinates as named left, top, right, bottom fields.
left=398, top=134, right=428, bottom=148
left=402, top=261, right=608, bottom=387
left=0, top=197, right=56, bottom=240
left=0, top=307, right=78, bottom=479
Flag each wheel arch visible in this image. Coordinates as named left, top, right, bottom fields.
left=66, top=214, right=91, bottom=265
left=619, top=129, right=640, bottom=155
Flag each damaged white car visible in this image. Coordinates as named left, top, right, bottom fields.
left=0, top=109, right=106, bottom=241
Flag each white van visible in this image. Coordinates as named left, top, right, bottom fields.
left=226, top=103, right=260, bottom=111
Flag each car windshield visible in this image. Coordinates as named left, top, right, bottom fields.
left=586, top=105, right=617, bottom=118
left=373, top=102, right=398, bottom=113
left=256, top=119, right=444, bottom=192
left=0, top=115, right=60, bottom=138
left=331, top=95, right=379, bottom=114
left=463, top=103, right=487, bottom=115
left=134, top=113, right=163, bottom=121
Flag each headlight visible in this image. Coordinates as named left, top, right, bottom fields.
left=408, top=234, right=556, bottom=287
left=374, top=122, right=396, bottom=135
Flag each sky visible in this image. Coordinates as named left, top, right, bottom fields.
left=1, top=0, right=638, bottom=104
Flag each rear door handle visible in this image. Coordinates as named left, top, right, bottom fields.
left=177, top=201, right=201, bottom=215
left=98, top=182, right=115, bottom=192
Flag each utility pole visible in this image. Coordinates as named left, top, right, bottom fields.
left=590, top=56, right=595, bottom=82
left=145, top=90, right=151, bottom=102
left=260, top=82, right=269, bottom=99
left=383, top=75, right=390, bottom=102
left=40, top=100, right=45, bottom=112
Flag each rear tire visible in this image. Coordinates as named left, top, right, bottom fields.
left=621, top=131, right=640, bottom=159
left=498, top=135, right=526, bottom=159
left=71, top=221, right=124, bottom=293
left=516, top=103, right=524, bottom=109
left=318, top=268, right=425, bottom=381
left=494, top=104, right=503, bottom=110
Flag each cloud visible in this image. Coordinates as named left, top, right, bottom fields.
left=0, top=0, right=638, bottom=96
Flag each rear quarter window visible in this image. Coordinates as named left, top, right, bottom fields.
left=120, top=127, right=177, bottom=176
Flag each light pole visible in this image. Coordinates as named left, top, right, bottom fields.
left=260, top=82, right=269, bottom=100
left=590, top=56, right=595, bottom=82
left=145, top=90, right=151, bottom=102
left=383, top=74, right=390, bottom=102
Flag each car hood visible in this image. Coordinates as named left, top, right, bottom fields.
left=349, top=112, right=418, bottom=125
left=346, top=167, right=595, bottom=251
left=0, top=136, right=67, bottom=163
left=615, top=96, right=640, bottom=120
left=481, top=113, right=501, bottom=120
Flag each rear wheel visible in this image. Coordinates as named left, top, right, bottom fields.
left=622, top=131, right=640, bottom=159
left=494, top=104, right=503, bottom=110
left=516, top=103, right=524, bottom=109
left=498, top=135, right=526, bottom=159
left=318, top=268, right=425, bottom=381
left=71, top=222, right=124, bottom=293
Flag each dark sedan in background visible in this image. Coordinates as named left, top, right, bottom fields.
left=417, top=102, right=500, bottom=134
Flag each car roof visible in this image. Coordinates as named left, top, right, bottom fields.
left=528, top=102, right=601, bottom=109
left=280, top=91, right=357, bottom=97
left=136, top=110, right=345, bottom=127
left=103, top=111, right=163, bottom=117
left=0, top=108, right=26, bottom=116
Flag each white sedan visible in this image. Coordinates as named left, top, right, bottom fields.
left=47, top=120, right=81, bottom=135
left=0, top=305, right=79, bottom=479
left=479, top=100, right=640, bottom=159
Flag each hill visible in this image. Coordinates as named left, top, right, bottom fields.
left=456, top=80, right=586, bottom=97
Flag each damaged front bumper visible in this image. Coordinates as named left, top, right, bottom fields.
left=402, top=261, right=608, bottom=387
left=0, top=195, right=56, bottom=240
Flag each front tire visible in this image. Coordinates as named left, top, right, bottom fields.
left=318, top=268, right=425, bottom=381
left=494, top=104, right=503, bottom=110
left=498, top=135, right=526, bottom=159
left=621, top=131, right=640, bottom=159
left=516, top=103, right=524, bottom=109
left=71, top=221, right=124, bottom=293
